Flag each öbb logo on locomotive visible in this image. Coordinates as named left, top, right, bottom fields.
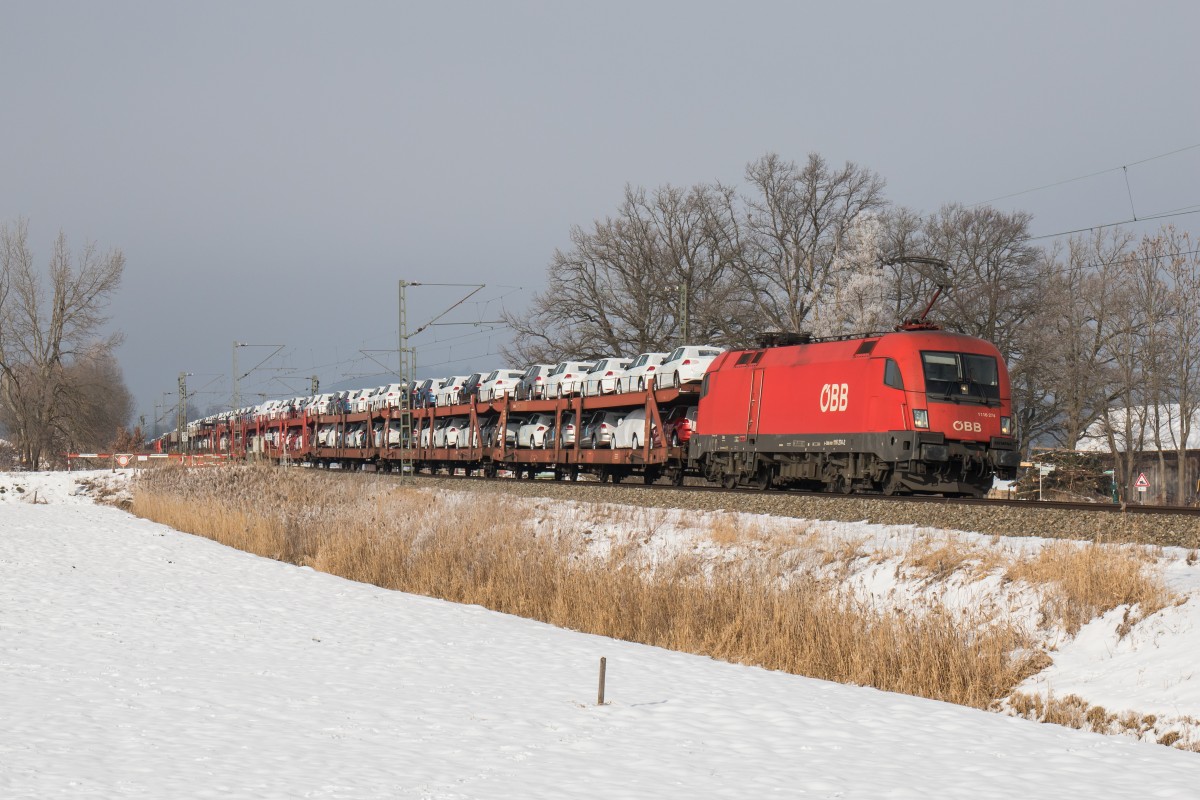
left=819, top=383, right=849, bottom=412
left=952, top=420, right=983, bottom=433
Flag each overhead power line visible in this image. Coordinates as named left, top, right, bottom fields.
left=1027, top=206, right=1200, bottom=242
left=969, top=141, right=1200, bottom=208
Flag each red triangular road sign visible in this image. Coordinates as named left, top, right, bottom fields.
left=1135, top=472, right=1150, bottom=488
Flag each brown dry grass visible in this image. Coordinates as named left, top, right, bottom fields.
left=1005, top=691, right=1199, bottom=751
left=1005, top=541, right=1177, bottom=634
left=902, top=536, right=1006, bottom=583
left=130, top=466, right=1042, bottom=709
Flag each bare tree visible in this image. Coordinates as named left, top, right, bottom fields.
left=917, top=204, right=1041, bottom=354
left=0, top=220, right=125, bottom=468
left=741, top=153, right=887, bottom=335
left=1149, top=227, right=1200, bottom=503
left=60, top=350, right=135, bottom=453
left=1053, top=231, right=1132, bottom=448
left=503, top=182, right=747, bottom=364
left=1126, top=233, right=1176, bottom=502
left=1097, top=254, right=1151, bottom=500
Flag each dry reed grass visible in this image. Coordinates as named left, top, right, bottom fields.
left=1004, top=691, right=1199, bottom=751
left=130, top=466, right=1132, bottom=712
left=902, top=536, right=1005, bottom=583
left=1005, top=541, right=1177, bottom=634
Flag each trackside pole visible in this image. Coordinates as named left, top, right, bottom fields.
left=597, top=657, right=607, bottom=706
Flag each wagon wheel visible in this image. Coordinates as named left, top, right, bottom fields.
left=722, top=473, right=739, bottom=490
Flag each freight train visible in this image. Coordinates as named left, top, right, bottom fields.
left=180, top=326, right=1021, bottom=497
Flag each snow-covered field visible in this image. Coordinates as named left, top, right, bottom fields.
left=2, top=470, right=1198, bottom=798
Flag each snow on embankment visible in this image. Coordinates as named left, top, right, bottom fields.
left=1, top=470, right=1198, bottom=797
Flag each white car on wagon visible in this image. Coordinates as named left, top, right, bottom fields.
left=611, top=407, right=654, bottom=449
left=435, top=376, right=471, bottom=407
left=619, top=352, right=669, bottom=392
left=542, top=361, right=595, bottom=398
left=517, top=413, right=556, bottom=448
left=655, top=346, right=725, bottom=388
left=478, top=369, right=525, bottom=402
left=583, top=358, right=632, bottom=396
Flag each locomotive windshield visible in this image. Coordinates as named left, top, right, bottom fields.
left=921, top=351, right=1000, bottom=403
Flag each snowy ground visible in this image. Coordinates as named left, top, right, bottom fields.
left=2, top=470, right=1198, bottom=798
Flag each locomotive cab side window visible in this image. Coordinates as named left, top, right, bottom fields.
left=921, top=351, right=1000, bottom=403
left=883, top=358, right=904, bottom=390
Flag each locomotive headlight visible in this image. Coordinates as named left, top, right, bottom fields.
left=913, top=409, right=929, bottom=429
left=1001, top=416, right=1012, bottom=435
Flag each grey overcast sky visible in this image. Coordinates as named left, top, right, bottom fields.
left=2, top=1, right=1198, bottom=427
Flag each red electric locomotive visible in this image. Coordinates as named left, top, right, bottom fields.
left=689, top=329, right=1022, bottom=496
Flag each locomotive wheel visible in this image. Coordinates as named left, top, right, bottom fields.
left=754, top=467, right=772, bottom=491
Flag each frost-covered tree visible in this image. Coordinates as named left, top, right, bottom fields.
left=741, top=153, right=887, bottom=336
